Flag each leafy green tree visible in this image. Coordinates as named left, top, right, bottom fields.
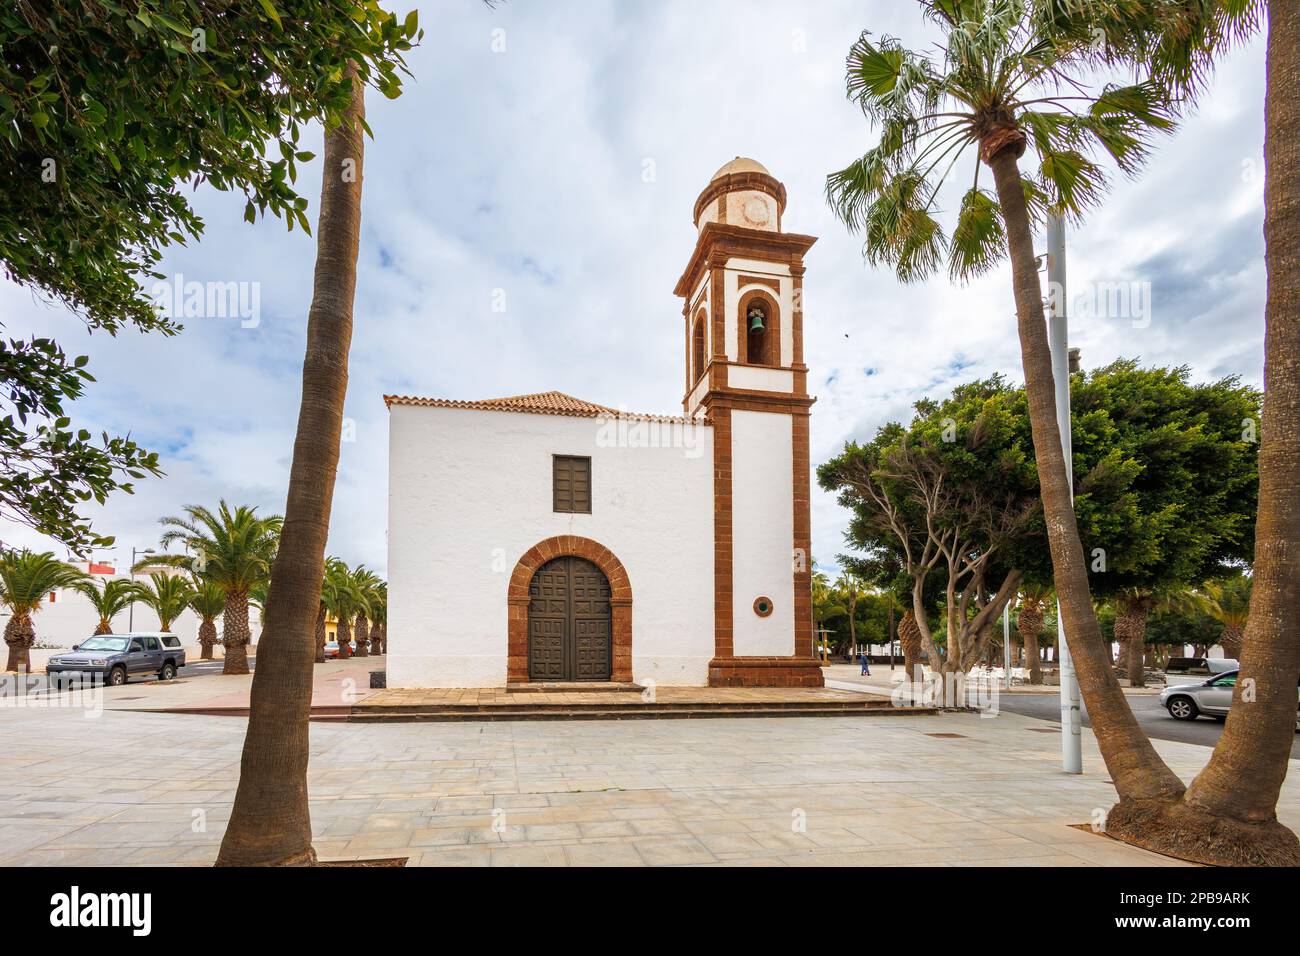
left=137, top=571, right=195, bottom=631
left=820, top=377, right=1041, bottom=692
left=71, top=577, right=149, bottom=635
left=1070, top=360, right=1260, bottom=686
left=148, top=501, right=281, bottom=675
left=824, top=0, right=1192, bottom=825
left=0, top=1, right=419, bottom=550
left=0, top=549, right=87, bottom=670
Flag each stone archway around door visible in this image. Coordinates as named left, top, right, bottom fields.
left=507, top=536, right=632, bottom=683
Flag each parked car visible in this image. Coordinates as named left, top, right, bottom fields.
left=1161, top=669, right=1300, bottom=727
left=1165, top=656, right=1239, bottom=678
left=323, top=641, right=340, bottom=660
left=46, top=632, right=186, bottom=686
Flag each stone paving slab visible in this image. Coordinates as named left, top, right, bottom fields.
left=360, top=685, right=890, bottom=709
left=1, top=702, right=1295, bottom=866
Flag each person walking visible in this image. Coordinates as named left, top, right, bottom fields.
left=859, top=652, right=871, bottom=676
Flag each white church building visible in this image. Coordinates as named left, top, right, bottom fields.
left=385, top=158, right=823, bottom=688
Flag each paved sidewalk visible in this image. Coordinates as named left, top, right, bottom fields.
left=826, top=664, right=1165, bottom=698
left=1, top=701, right=1294, bottom=866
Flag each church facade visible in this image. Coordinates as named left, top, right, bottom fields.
left=385, top=158, right=822, bottom=688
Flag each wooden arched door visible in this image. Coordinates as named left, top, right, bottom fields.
left=528, top=556, right=611, bottom=681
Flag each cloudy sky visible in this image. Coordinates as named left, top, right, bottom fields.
left=0, top=1, right=1269, bottom=578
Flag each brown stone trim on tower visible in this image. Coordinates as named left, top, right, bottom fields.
left=792, top=410, right=813, bottom=659
left=737, top=287, right=780, bottom=366
left=791, top=262, right=806, bottom=367
left=693, top=170, right=788, bottom=227
left=711, top=407, right=734, bottom=660
left=507, top=535, right=633, bottom=683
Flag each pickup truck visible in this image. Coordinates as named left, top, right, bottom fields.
left=45, top=632, right=187, bottom=686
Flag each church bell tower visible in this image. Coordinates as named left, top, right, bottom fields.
left=674, top=158, right=822, bottom=687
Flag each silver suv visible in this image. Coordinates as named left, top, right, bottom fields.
left=1161, top=669, right=1300, bottom=728
left=46, top=632, right=186, bottom=686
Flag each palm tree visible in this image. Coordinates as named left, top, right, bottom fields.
left=315, top=557, right=348, bottom=664
left=349, top=566, right=381, bottom=658
left=1201, top=575, right=1251, bottom=661
left=189, top=578, right=226, bottom=661
left=72, top=578, right=148, bottom=635
left=825, top=0, right=1187, bottom=831
left=1016, top=585, right=1051, bottom=685
left=149, top=501, right=281, bottom=675
left=811, top=570, right=848, bottom=661
left=369, top=581, right=387, bottom=656
left=1064, top=0, right=1299, bottom=864
left=897, top=609, right=925, bottom=682
left=218, top=66, right=368, bottom=867
left=836, top=572, right=865, bottom=655
left=138, top=572, right=195, bottom=632
left=0, top=550, right=86, bottom=671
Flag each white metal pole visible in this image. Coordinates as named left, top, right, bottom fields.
left=1002, top=600, right=1011, bottom=690
left=1047, top=213, right=1083, bottom=775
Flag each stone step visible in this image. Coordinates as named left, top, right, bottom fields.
left=344, top=704, right=937, bottom=723
left=506, top=681, right=646, bottom=694
left=356, top=698, right=897, bottom=715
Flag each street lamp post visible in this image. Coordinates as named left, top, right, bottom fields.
left=128, top=546, right=156, bottom=631
left=1047, top=213, right=1083, bottom=775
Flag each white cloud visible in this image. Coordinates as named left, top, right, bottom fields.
left=0, top=1, right=1268, bottom=581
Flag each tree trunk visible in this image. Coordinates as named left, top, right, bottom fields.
left=987, top=147, right=1185, bottom=807
left=1217, top=624, right=1244, bottom=660
left=94, top=620, right=112, bottom=636
left=372, top=622, right=384, bottom=656
left=314, top=605, right=327, bottom=664
left=216, top=68, right=366, bottom=868
left=898, top=610, right=923, bottom=683
left=1146, top=3, right=1300, bottom=866
left=1114, top=594, right=1151, bottom=688
left=198, top=618, right=217, bottom=660
left=354, top=613, right=370, bottom=658
left=1018, top=600, right=1044, bottom=685
left=221, top=589, right=252, bottom=676
left=3, top=613, right=34, bottom=672
left=337, top=618, right=352, bottom=659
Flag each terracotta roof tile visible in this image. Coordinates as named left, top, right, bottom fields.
left=383, top=390, right=701, bottom=425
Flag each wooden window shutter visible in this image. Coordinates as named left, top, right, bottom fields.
left=553, top=455, right=591, bottom=513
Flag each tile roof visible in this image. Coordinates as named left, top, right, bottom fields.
left=383, top=390, right=700, bottom=425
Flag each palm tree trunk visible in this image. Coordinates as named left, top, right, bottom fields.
left=1217, top=624, right=1244, bottom=660
left=354, top=613, right=370, bottom=657
left=3, top=614, right=33, bottom=672
left=216, top=68, right=366, bottom=867
left=987, top=147, right=1185, bottom=806
left=338, top=618, right=352, bottom=659
left=1165, top=3, right=1300, bottom=866
left=198, top=619, right=217, bottom=660
left=94, top=620, right=112, bottom=636
left=1114, top=594, right=1150, bottom=688
left=314, top=605, right=327, bottom=664
left=898, top=610, right=923, bottom=683
left=1018, top=602, right=1044, bottom=685
left=221, top=590, right=252, bottom=676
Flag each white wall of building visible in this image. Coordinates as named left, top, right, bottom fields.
left=730, top=409, right=795, bottom=656
left=387, top=405, right=716, bottom=687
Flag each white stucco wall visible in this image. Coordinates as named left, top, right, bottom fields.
left=387, top=406, right=716, bottom=687
left=729, top=409, right=795, bottom=656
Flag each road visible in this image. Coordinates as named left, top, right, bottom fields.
left=8, top=656, right=252, bottom=697
left=996, top=690, right=1300, bottom=759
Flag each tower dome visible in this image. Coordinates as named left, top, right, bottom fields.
left=694, top=156, right=787, bottom=233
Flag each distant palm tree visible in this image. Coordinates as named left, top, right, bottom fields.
left=0, top=550, right=87, bottom=671
left=72, top=578, right=148, bottom=635
left=369, top=581, right=387, bottom=656
left=835, top=571, right=864, bottom=655
left=349, top=566, right=382, bottom=658
left=315, top=557, right=347, bottom=664
left=138, top=572, right=195, bottom=632
left=323, top=559, right=357, bottom=660
left=825, top=0, right=1184, bottom=807
left=812, top=570, right=848, bottom=660
left=1202, top=576, right=1252, bottom=660
left=189, top=578, right=226, bottom=661
left=1016, top=585, right=1051, bottom=685
left=148, top=501, right=281, bottom=675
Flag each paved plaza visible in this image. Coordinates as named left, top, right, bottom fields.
left=3, top=692, right=1296, bottom=867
